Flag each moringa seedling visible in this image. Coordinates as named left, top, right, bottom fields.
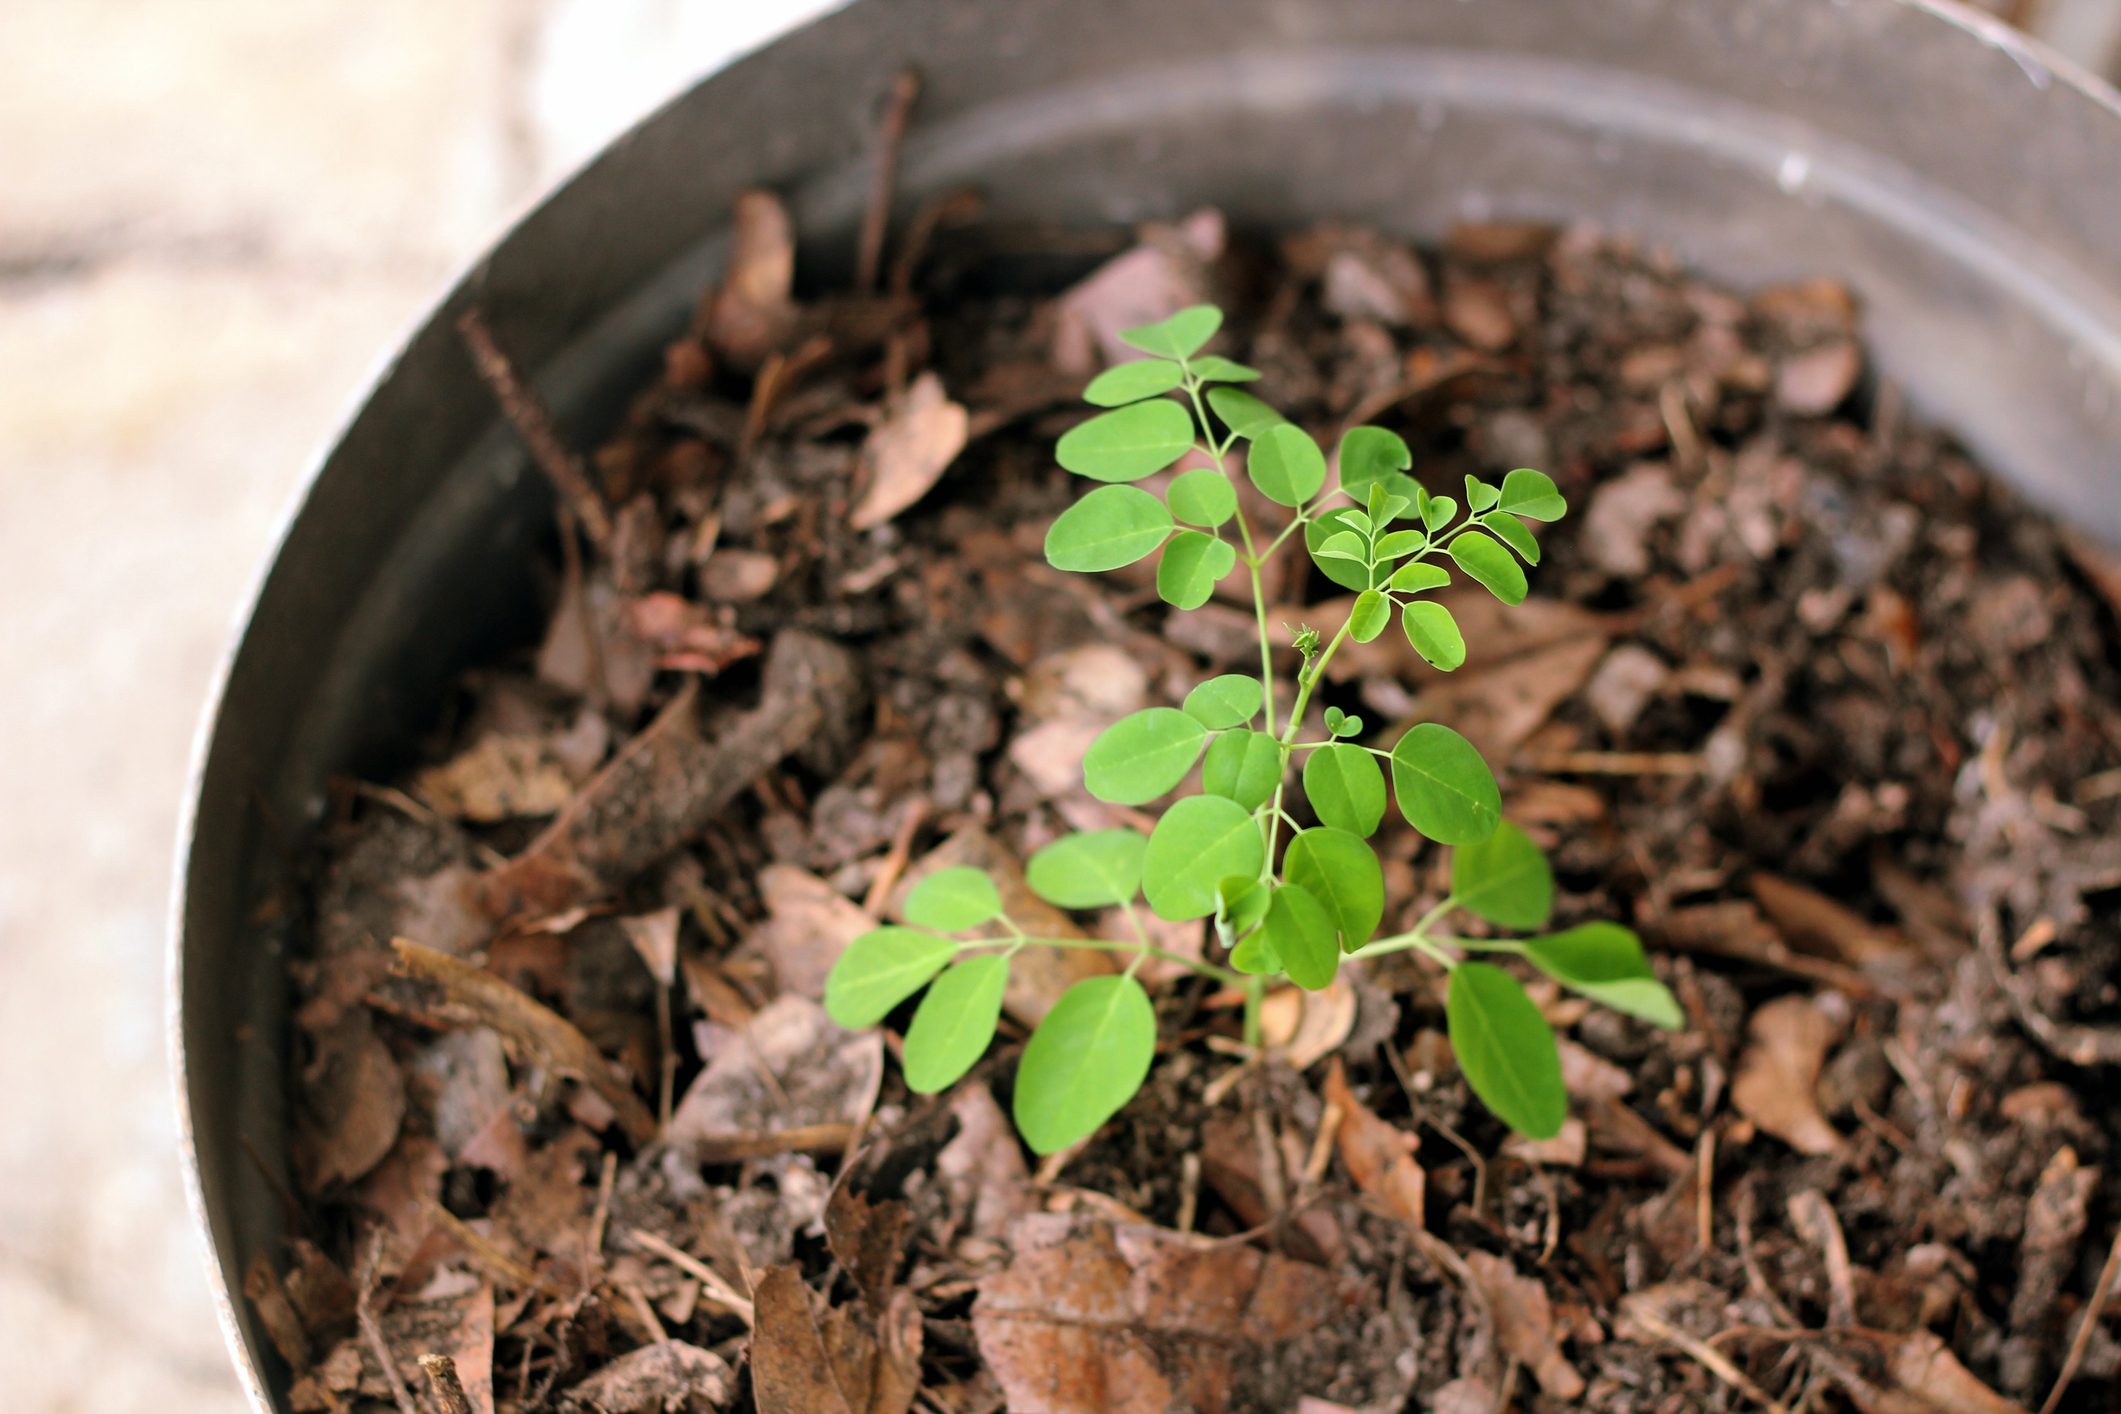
left=827, top=304, right=1680, bottom=1154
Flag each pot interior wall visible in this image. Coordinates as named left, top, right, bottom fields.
left=177, top=1, right=2121, bottom=1405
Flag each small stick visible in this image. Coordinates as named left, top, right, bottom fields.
left=628, top=1227, right=757, bottom=1327
left=1697, top=1129, right=1717, bottom=1256
left=1176, top=1152, right=1202, bottom=1234
left=390, top=937, right=657, bottom=1144
left=356, top=1234, right=419, bottom=1414
left=1624, top=1303, right=1792, bottom=1414
left=455, top=308, right=612, bottom=546
left=418, top=1354, right=473, bottom=1414
left=863, top=800, right=929, bottom=915
left=856, top=69, right=923, bottom=293
left=1303, top=1103, right=1343, bottom=1188
left=429, top=1202, right=544, bottom=1291
left=2041, top=1220, right=2121, bottom=1414
left=682, top=1122, right=856, bottom=1163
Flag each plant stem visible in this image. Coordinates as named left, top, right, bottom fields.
left=962, top=934, right=1241, bottom=986
left=1280, top=615, right=1354, bottom=747
left=1243, top=974, right=1264, bottom=1048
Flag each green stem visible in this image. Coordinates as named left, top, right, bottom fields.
left=1279, top=615, right=1354, bottom=747
left=961, top=934, right=1241, bottom=986
left=1243, top=974, right=1264, bottom=1048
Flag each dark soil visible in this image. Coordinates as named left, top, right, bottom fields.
left=248, top=185, right=2121, bottom=1414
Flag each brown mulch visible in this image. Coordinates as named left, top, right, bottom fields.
left=248, top=177, right=2121, bottom=1413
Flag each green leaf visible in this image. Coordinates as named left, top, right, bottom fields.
left=1083, top=707, right=1207, bottom=805
left=1338, top=426, right=1419, bottom=505
left=1305, top=508, right=1375, bottom=591
left=904, top=866, right=1005, bottom=931
left=1389, top=561, right=1450, bottom=594
left=1120, top=305, right=1222, bottom=361
left=1228, top=929, right=1280, bottom=975
left=825, top=927, right=956, bottom=1029
left=1451, top=821, right=1554, bottom=931
left=1057, top=401, right=1196, bottom=483
left=1202, top=729, right=1283, bottom=811
left=1498, top=467, right=1567, bottom=521
left=1314, top=531, right=1368, bottom=564
left=1156, top=530, right=1237, bottom=610
left=1349, top=590, right=1390, bottom=643
left=1142, top=795, right=1267, bottom=921
left=1302, top=744, right=1386, bottom=837
left=1448, top=530, right=1529, bottom=604
left=1283, top=827, right=1384, bottom=949
left=1215, top=875, right=1271, bottom=951
left=1324, top=707, right=1365, bottom=739
left=1014, top=975, right=1157, bottom=1153
left=1484, top=511, right=1542, bottom=565
left=1374, top=529, right=1425, bottom=560
left=1523, top=923, right=1683, bottom=1030
left=1266, top=884, right=1339, bottom=991
left=1026, top=829, right=1148, bottom=910
left=1248, top=424, right=1327, bottom=507
left=1464, top=474, right=1501, bottom=513
left=1422, top=495, right=1460, bottom=533
left=1045, top=485, right=1173, bottom=572
left=1447, top=962, right=1567, bottom=1139
left=1206, top=386, right=1287, bottom=440
left=1187, top=355, right=1260, bottom=383
left=1167, top=468, right=1237, bottom=527
left=1390, top=723, right=1501, bottom=846
left=1401, top=600, right=1467, bottom=671
left=1081, top=360, right=1184, bottom=408
left=902, top=955, right=1009, bottom=1093
left=1182, top=674, right=1262, bottom=730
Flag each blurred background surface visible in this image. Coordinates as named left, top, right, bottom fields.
left=0, top=1, right=2112, bottom=1410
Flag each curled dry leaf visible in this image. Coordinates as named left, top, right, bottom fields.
left=619, top=906, right=680, bottom=988
left=1323, top=1058, right=1425, bottom=1232
left=701, top=189, right=796, bottom=367
left=1731, top=994, right=1844, bottom=1155
left=667, top=995, right=884, bottom=1156
left=414, top=734, right=576, bottom=822
left=972, top=1214, right=1365, bottom=1414
left=559, top=1342, right=734, bottom=1414
left=1463, top=1249, right=1587, bottom=1401
left=1260, top=976, right=1358, bottom=1071
left=750, top=1264, right=920, bottom=1414
left=850, top=371, right=971, bottom=530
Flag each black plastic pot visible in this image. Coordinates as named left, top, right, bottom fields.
left=173, top=0, right=2121, bottom=1404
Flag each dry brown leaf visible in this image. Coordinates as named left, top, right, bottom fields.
left=1876, top=1330, right=2029, bottom=1414
left=295, top=1009, right=406, bottom=1193
left=1323, top=1059, right=1425, bottom=1231
left=1732, top=994, right=1844, bottom=1155
left=850, top=371, right=970, bottom=529
left=415, top=734, right=576, bottom=822
left=1260, top=977, right=1357, bottom=1071
left=701, top=189, right=796, bottom=367
left=404, top=1029, right=513, bottom=1163
left=1582, top=463, right=1687, bottom=578
left=1776, top=340, right=1862, bottom=414
left=699, top=548, right=779, bottom=602
left=746, top=865, right=876, bottom=1001
left=1750, top=873, right=1913, bottom=969
left=1464, top=1250, right=1587, bottom=1401
left=559, top=1342, right=734, bottom=1413
left=1412, top=635, right=1609, bottom=761
left=937, top=1084, right=1037, bottom=1244
left=750, top=1265, right=920, bottom=1414
left=377, top=1281, right=495, bottom=1414
left=1505, top=1116, right=1589, bottom=1167
left=619, top=906, right=680, bottom=988
left=972, top=1214, right=1364, bottom=1414
left=667, top=995, right=883, bottom=1154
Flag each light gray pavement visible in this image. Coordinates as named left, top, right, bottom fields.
left=0, top=2, right=2110, bottom=1411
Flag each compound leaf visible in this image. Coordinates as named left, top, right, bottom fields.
left=1014, top=975, right=1156, bottom=1153
left=1447, top=961, right=1566, bottom=1139
left=1450, top=820, right=1554, bottom=931
left=904, top=866, right=1004, bottom=931
left=1142, top=795, right=1266, bottom=921
left=902, top=955, right=1010, bottom=1093
left=1083, top=707, right=1207, bottom=805
left=1390, top=723, right=1501, bottom=846
left=825, top=927, right=955, bottom=1029
left=1045, top=485, right=1172, bottom=572
left=1081, top=359, right=1184, bottom=408
left=1026, top=829, right=1149, bottom=910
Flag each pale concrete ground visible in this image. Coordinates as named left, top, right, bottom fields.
left=0, top=2, right=2112, bottom=1412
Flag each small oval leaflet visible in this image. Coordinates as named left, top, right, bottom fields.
left=1157, top=530, right=1237, bottom=610
left=1390, top=723, right=1501, bottom=846
left=1119, top=305, right=1222, bottom=361
left=1205, top=386, right=1286, bottom=440
left=1248, top=423, right=1327, bottom=507
left=1390, top=561, right=1451, bottom=594
left=1401, top=600, right=1467, bottom=671
left=1447, top=961, right=1566, bottom=1139
left=1045, top=485, right=1172, bottom=572
left=1283, top=827, right=1384, bottom=949
left=1081, top=359, right=1184, bottom=408
left=1485, top=511, right=1542, bottom=565
left=1523, top=923, right=1683, bottom=1030
left=1421, top=494, right=1460, bottom=533
left=1186, top=355, right=1261, bottom=383
left=1448, top=529, right=1529, bottom=605
left=1498, top=466, right=1568, bottom=521
left=1302, top=744, right=1386, bottom=837
left=825, top=927, right=956, bottom=1029
left=902, top=954, right=1010, bottom=1093
left=1306, top=507, right=1376, bottom=591
left=1182, top=674, right=1262, bottom=729
left=1026, top=829, right=1148, bottom=910
left=1215, top=875, right=1270, bottom=948
left=904, top=866, right=1004, bottom=931
left=1167, top=467, right=1237, bottom=527
left=1082, top=707, right=1206, bottom=805
left=1451, top=820, right=1554, bottom=931
left=1143, top=794, right=1267, bottom=921
left=1349, top=590, right=1390, bottom=643
left=1056, top=400, right=1196, bottom=483
left=1201, top=729, right=1283, bottom=810
left=1338, top=425, right=1419, bottom=504
left=1014, top=974, right=1158, bottom=1154
left=1265, top=883, right=1339, bottom=991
